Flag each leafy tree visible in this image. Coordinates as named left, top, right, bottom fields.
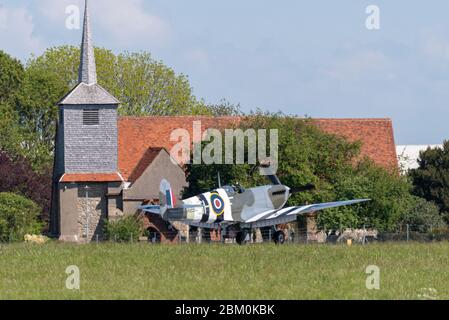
left=0, top=51, right=24, bottom=155
left=0, top=50, right=24, bottom=103
left=185, top=113, right=414, bottom=231
left=204, top=99, right=243, bottom=116
left=16, top=63, right=68, bottom=171
left=0, top=151, right=52, bottom=229
left=0, top=102, right=22, bottom=155
left=325, top=160, right=415, bottom=231
left=0, top=192, right=42, bottom=242
left=114, top=51, right=210, bottom=116
left=25, top=46, right=213, bottom=116
left=409, top=141, right=449, bottom=222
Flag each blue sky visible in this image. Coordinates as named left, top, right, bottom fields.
left=1, top=0, right=449, bottom=144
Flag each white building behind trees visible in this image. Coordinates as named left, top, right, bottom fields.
left=396, top=145, right=443, bottom=172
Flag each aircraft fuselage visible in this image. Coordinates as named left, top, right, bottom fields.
left=164, top=184, right=290, bottom=224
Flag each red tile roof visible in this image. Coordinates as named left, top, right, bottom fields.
left=118, top=116, right=398, bottom=182
left=60, top=173, right=123, bottom=183
left=312, top=118, right=397, bottom=170
left=118, top=116, right=240, bottom=181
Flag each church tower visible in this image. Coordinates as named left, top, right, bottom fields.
left=51, top=0, right=123, bottom=242
left=58, top=0, right=119, bottom=173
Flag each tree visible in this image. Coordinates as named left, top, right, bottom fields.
left=185, top=112, right=414, bottom=231
left=203, top=99, right=242, bottom=116
left=0, top=192, right=42, bottom=242
left=0, top=151, right=52, bottom=229
left=0, top=51, right=25, bottom=155
left=0, top=50, right=24, bottom=103
left=25, top=46, right=213, bottom=116
left=325, top=160, right=415, bottom=231
left=16, top=62, right=68, bottom=171
left=114, top=51, right=210, bottom=116
left=0, top=102, right=22, bottom=156
left=409, top=141, right=449, bottom=222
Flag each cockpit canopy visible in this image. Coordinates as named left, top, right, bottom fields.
left=222, top=185, right=245, bottom=196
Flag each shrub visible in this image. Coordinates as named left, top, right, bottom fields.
left=0, top=192, right=42, bottom=242
left=400, top=197, right=446, bottom=233
left=103, top=215, right=143, bottom=242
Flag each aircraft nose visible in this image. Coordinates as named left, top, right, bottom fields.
left=269, top=185, right=291, bottom=209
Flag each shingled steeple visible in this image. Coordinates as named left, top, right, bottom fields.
left=78, top=0, right=97, bottom=85
left=58, top=0, right=118, bottom=105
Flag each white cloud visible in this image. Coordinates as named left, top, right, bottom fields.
left=39, top=0, right=172, bottom=47
left=38, top=0, right=74, bottom=22
left=0, top=5, right=44, bottom=59
left=95, top=0, right=172, bottom=47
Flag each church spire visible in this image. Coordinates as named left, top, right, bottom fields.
left=78, top=0, right=97, bottom=85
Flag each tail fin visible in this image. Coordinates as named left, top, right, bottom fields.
left=159, top=179, right=175, bottom=215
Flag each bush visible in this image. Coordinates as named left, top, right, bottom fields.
left=0, top=192, right=42, bottom=242
left=104, top=215, right=143, bottom=242
left=400, top=197, right=446, bottom=233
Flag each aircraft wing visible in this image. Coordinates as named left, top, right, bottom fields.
left=241, top=199, right=370, bottom=229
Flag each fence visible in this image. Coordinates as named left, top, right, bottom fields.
left=100, top=224, right=449, bottom=245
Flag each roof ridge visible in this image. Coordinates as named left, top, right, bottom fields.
left=118, top=115, right=240, bottom=119
left=118, top=115, right=391, bottom=121
left=312, top=118, right=392, bottom=121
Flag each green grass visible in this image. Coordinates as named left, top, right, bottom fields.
left=0, top=242, right=448, bottom=300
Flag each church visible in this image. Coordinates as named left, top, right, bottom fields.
left=50, top=1, right=398, bottom=243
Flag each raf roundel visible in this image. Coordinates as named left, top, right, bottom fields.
left=210, top=192, right=225, bottom=216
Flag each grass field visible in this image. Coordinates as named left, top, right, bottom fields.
left=0, top=242, right=448, bottom=300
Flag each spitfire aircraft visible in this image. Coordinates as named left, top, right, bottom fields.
left=138, top=165, right=369, bottom=244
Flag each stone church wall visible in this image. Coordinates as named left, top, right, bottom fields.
left=76, top=184, right=107, bottom=241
